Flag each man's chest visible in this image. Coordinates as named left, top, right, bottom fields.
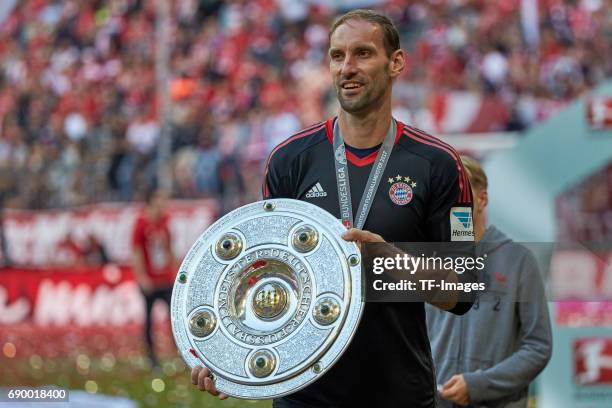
left=142, top=224, right=168, bottom=245
left=293, top=152, right=431, bottom=242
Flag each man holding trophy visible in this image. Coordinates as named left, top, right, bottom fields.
left=189, top=9, right=476, bottom=407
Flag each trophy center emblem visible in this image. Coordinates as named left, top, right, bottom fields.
left=252, top=282, right=288, bottom=320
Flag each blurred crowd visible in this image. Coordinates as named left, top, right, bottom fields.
left=0, top=0, right=610, bottom=210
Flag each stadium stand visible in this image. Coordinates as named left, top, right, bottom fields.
left=0, top=0, right=609, bottom=210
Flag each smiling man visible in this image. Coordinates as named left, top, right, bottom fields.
left=192, top=9, right=475, bottom=407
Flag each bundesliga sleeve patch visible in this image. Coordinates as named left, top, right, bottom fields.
left=450, top=207, right=475, bottom=241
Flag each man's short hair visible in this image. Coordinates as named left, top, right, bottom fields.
left=329, top=9, right=401, bottom=57
left=461, top=156, right=488, bottom=191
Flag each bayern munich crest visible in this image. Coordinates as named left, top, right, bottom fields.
left=388, top=175, right=416, bottom=206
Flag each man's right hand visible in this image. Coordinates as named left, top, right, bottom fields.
left=191, top=365, right=228, bottom=400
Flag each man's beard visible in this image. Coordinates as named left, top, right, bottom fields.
left=335, top=73, right=389, bottom=114
left=337, top=87, right=372, bottom=113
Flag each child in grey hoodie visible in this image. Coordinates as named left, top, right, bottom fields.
left=426, top=157, right=552, bottom=408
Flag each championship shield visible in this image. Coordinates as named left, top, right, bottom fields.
left=171, top=199, right=364, bottom=399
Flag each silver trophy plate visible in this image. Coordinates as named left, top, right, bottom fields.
left=171, top=199, right=364, bottom=399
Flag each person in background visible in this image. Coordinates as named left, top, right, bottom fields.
left=132, top=188, right=177, bottom=367
left=426, top=156, right=552, bottom=408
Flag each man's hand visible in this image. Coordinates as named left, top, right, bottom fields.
left=440, top=374, right=470, bottom=406
left=191, top=365, right=228, bottom=400
left=342, top=228, right=385, bottom=250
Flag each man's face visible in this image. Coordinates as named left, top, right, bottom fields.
left=329, top=19, right=393, bottom=115
left=150, top=191, right=168, bottom=217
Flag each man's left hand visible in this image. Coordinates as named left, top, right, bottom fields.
left=440, top=374, right=470, bottom=406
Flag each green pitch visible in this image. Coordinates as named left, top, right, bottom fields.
left=2, top=355, right=272, bottom=408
